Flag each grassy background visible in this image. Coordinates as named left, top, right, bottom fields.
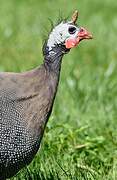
left=0, top=0, right=117, bottom=179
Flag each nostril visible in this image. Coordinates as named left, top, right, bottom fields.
left=80, top=28, right=84, bottom=32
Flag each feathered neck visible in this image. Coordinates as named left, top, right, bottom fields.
left=43, top=42, right=69, bottom=75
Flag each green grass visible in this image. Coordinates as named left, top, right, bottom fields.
left=0, top=0, right=117, bottom=179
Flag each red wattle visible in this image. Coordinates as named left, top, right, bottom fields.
left=65, top=38, right=78, bottom=49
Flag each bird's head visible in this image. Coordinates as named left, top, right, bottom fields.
left=46, top=10, right=92, bottom=53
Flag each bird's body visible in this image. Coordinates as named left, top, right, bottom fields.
left=0, top=44, right=65, bottom=179
left=0, top=63, right=61, bottom=179
left=0, top=11, right=92, bottom=179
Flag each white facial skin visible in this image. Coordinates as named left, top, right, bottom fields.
left=47, top=22, right=80, bottom=51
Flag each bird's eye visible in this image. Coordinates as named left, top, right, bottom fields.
left=68, top=26, right=76, bottom=34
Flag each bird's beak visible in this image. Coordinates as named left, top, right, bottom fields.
left=65, top=27, right=93, bottom=49
left=78, top=27, right=93, bottom=41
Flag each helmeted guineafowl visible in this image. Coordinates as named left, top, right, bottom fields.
left=0, top=11, right=92, bottom=179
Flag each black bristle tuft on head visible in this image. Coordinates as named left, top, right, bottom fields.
left=42, top=12, right=70, bottom=56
